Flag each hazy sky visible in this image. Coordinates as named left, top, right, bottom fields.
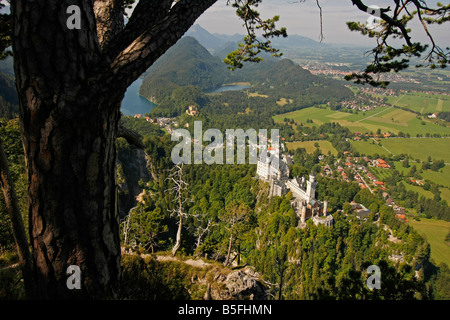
left=3, top=0, right=446, bottom=47
left=196, top=0, right=449, bottom=46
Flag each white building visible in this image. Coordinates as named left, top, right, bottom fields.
left=257, top=157, right=332, bottom=226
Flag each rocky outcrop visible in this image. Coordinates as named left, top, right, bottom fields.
left=125, top=251, right=267, bottom=300
left=214, top=266, right=267, bottom=300
left=117, top=148, right=153, bottom=218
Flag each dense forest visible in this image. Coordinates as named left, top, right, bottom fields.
left=0, top=71, right=18, bottom=119
left=139, top=37, right=231, bottom=102
left=107, top=117, right=449, bottom=299
left=1, top=109, right=449, bottom=300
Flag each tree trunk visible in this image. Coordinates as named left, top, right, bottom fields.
left=224, top=233, right=234, bottom=267
left=22, top=99, right=122, bottom=299
left=0, top=138, right=37, bottom=298
left=28, top=101, right=122, bottom=299
left=10, top=0, right=128, bottom=299
left=278, top=273, right=284, bottom=300
left=172, top=215, right=183, bottom=256
left=10, top=0, right=217, bottom=299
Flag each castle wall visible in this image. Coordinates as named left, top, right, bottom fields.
left=287, top=180, right=310, bottom=203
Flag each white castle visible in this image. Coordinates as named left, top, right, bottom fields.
left=256, top=153, right=333, bottom=227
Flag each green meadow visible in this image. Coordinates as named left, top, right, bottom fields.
left=384, top=92, right=450, bottom=115
left=392, top=161, right=450, bottom=187
left=286, top=140, right=338, bottom=155
left=381, top=138, right=450, bottom=163
left=400, top=181, right=435, bottom=200
left=408, top=218, right=450, bottom=266
left=274, top=105, right=450, bottom=136
left=350, top=138, right=450, bottom=165
left=350, top=139, right=389, bottom=156
left=439, top=188, right=450, bottom=204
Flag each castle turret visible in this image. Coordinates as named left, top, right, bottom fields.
left=300, top=203, right=306, bottom=223
left=306, top=172, right=317, bottom=201
left=323, top=199, right=328, bottom=216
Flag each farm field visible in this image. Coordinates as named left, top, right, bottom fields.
left=418, top=166, right=450, bottom=189
left=399, top=181, right=435, bottom=200
left=408, top=218, right=450, bottom=266
left=274, top=106, right=450, bottom=136
left=391, top=161, right=450, bottom=203
left=286, top=140, right=338, bottom=155
left=368, top=165, right=392, bottom=182
left=351, top=139, right=389, bottom=157
left=384, top=92, right=450, bottom=115
left=381, top=138, right=450, bottom=163
left=440, top=188, right=450, bottom=204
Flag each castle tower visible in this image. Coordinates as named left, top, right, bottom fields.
left=306, top=172, right=317, bottom=201
left=323, top=200, right=328, bottom=216
left=300, top=202, right=307, bottom=223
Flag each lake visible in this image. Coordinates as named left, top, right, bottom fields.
left=121, top=80, right=251, bottom=116
left=121, top=78, right=156, bottom=116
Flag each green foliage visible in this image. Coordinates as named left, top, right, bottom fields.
left=428, top=262, right=450, bottom=300
left=0, top=251, right=25, bottom=300
left=345, top=1, right=449, bottom=86
left=120, top=254, right=192, bottom=299
left=115, top=115, right=434, bottom=300
left=0, top=71, right=19, bottom=119
left=143, top=37, right=352, bottom=123
left=140, top=36, right=230, bottom=103
left=0, top=119, right=27, bottom=250
left=0, top=0, right=12, bottom=60
left=224, top=1, right=287, bottom=70
left=0, top=264, right=25, bottom=300
left=387, top=179, right=450, bottom=221
left=122, top=206, right=168, bottom=253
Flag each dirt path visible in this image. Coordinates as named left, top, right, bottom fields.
left=146, top=254, right=212, bottom=269
left=356, top=106, right=393, bottom=123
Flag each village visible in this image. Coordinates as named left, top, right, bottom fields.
left=319, top=151, right=411, bottom=222
left=300, top=61, right=422, bottom=84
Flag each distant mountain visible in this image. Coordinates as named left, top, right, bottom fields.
left=270, top=34, right=325, bottom=48
left=184, top=24, right=325, bottom=53
left=214, top=41, right=239, bottom=60
left=184, top=25, right=226, bottom=52
left=140, top=36, right=231, bottom=102
left=212, top=33, right=244, bottom=45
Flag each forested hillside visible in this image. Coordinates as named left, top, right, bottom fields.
left=110, top=117, right=449, bottom=300
left=139, top=36, right=353, bottom=123
left=0, top=71, right=18, bottom=119
left=2, top=113, right=449, bottom=300
left=139, top=36, right=231, bottom=102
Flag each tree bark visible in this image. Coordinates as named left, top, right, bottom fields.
left=11, top=0, right=123, bottom=298
left=10, top=0, right=217, bottom=299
